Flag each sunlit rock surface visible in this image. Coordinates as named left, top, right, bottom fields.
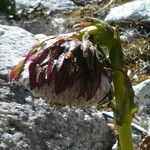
left=15, top=0, right=77, bottom=14
left=105, top=0, right=150, bottom=22
left=0, top=25, right=35, bottom=76
left=133, top=79, right=150, bottom=116
left=133, top=79, right=150, bottom=136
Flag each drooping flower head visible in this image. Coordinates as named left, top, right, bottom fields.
left=9, top=21, right=112, bottom=107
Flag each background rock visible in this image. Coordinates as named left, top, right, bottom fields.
left=105, top=0, right=150, bottom=22
left=105, top=0, right=150, bottom=34
left=15, top=0, right=78, bottom=15
left=72, top=0, right=102, bottom=6
left=15, top=0, right=105, bottom=14
left=133, top=79, right=150, bottom=116
left=0, top=0, right=106, bottom=35
left=0, top=25, right=35, bottom=76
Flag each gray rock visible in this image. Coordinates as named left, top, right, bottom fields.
left=20, top=16, right=71, bottom=35
left=0, top=25, right=35, bottom=76
left=0, top=82, right=115, bottom=150
left=0, top=79, right=30, bottom=104
left=13, top=0, right=104, bottom=35
left=133, top=79, right=150, bottom=116
left=15, top=0, right=104, bottom=15
left=105, top=0, right=150, bottom=22
left=133, top=79, right=150, bottom=133
left=72, top=0, right=102, bottom=6
left=15, top=0, right=78, bottom=15
left=132, top=133, right=142, bottom=148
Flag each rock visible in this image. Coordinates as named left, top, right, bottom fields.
left=105, top=0, right=150, bottom=22
left=133, top=79, right=150, bottom=134
left=133, top=79, right=150, bottom=116
left=139, top=65, right=150, bottom=76
left=15, top=0, right=104, bottom=14
left=15, top=0, right=78, bottom=15
left=0, top=80, right=115, bottom=150
left=0, top=25, right=35, bottom=76
left=72, top=0, right=102, bottom=6
left=0, top=79, right=31, bottom=104
left=20, top=16, right=71, bottom=35
left=9, top=0, right=105, bottom=35
left=132, top=133, right=142, bottom=148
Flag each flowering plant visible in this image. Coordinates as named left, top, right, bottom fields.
left=9, top=18, right=136, bottom=150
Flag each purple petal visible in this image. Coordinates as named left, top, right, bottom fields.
left=29, top=62, right=37, bottom=90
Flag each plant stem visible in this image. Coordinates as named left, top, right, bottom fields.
left=117, top=119, right=133, bottom=150
left=113, top=71, right=133, bottom=150
left=110, top=29, right=134, bottom=150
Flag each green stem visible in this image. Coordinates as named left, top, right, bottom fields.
left=110, top=29, right=134, bottom=150
left=117, top=119, right=133, bottom=150
left=113, top=71, right=133, bottom=150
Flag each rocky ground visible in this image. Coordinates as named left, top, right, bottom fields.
left=0, top=0, right=150, bottom=149
left=0, top=82, right=114, bottom=150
